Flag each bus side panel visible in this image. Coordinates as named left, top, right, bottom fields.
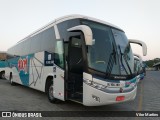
left=5, top=57, right=21, bottom=83
left=5, top=51, right=54, bottom=92
left=0, top=61, right=6, bottom=70
left=28, top=51, right=54, bottom=92
left=40, top=51, right=54, bottom=92
left=6, top=54, right=34, bottom=86
left=29, top=52, right=44, bottom=91
left=5, top=67, right=13, bottom=80
left=40, top=66, right=54, bottom=92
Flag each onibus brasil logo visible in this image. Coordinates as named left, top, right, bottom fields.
left=18, top=57, right=28, bottom=74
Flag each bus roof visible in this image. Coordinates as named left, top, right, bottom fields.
left=16, top=14, right=123, bottom=45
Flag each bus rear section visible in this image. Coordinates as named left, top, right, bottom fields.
left=0, top=61, right=5, bottom=79
left=0, top=52, right=8, bottom=79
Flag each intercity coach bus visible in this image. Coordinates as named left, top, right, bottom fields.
left=134, top=53, right=145, bottom=82
left=5, top=15, right=147, bottom=106
left=0, top=60, right=5, bottom=79
left=0, top=52, right=7, bottom=79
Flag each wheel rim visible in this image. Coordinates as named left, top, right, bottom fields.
left=49, top=84, right=54, bottom=100
left=1, top=73, right=5, bottom=79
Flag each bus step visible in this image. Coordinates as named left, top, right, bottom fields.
left=69, top=98, right=82, bottom=104
left=70, top=92, right=82, bottom=99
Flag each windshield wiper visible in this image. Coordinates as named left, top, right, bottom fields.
left=118, top=45, right=132, bottom=75
left=112, top=43, right=117, bottom=64
left=123, top=45, right=132, bottom=75
left=118, top=45, right=128, bottom=75
left=105, top=43, right=117, bottom=78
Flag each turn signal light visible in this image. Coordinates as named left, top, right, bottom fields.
left=116, top=96, right=125, bottom=101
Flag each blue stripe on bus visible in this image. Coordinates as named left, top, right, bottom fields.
left=8, top=54, right=34, bottom=86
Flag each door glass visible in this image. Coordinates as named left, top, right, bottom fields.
left=68, top=36, right=83, bottom=74
left=71, top=36, right=82, bottom=47
left=54, top=40, right=64, bottom=68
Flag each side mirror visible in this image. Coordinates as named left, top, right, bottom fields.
left=129, top=39, right=147, bottom=56
left=67, top=25, right=94, bottom=45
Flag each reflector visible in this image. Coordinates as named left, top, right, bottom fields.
left=116, top=96, right=125, bottom=101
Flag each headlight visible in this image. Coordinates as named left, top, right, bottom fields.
left=92, top=82, right=98, bottom=87
left=91, top=81, right=106, bottom=90
left=97, top=84, right=106, bottom=90
left=84, top=79, right=92, bottom=85
left=84, top=79, right=106, bottom=90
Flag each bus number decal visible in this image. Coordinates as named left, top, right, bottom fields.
left=18, top=57, right=28, bottom=74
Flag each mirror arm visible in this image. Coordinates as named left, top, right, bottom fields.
left=67, top=25, right=93, bottom=45
left=129, top=39, right=147, bottom=56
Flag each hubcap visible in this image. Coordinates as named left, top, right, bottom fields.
left=2, top=73, right=5, bottom=79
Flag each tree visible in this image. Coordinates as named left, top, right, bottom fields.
left=144, top=58, right=160, bottom=67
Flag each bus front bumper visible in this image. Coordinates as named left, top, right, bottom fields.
left=83, top=83, right=137, bottom=106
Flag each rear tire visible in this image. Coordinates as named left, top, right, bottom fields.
left=1, top=72, right=5, bottom=79
left=46, top=80, right=59, bottom=103
left=0, top=72, right=5, bottom=79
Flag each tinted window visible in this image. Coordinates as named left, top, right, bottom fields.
left=54, top=40, right=64, bottom=68
left=8, top=27, right=56, bottom=56
left=57, top=19, right=80, bottom=42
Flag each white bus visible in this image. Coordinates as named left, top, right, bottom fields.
left=5, top=15, right=147, bottom=106
left=0, top=60, right=6, bottom=79
left=0, top=52, right=7, bottom=79
left=134, top=54, right=145, bottom=82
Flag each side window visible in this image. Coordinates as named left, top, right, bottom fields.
left=54, top=40, right=64, bottom=69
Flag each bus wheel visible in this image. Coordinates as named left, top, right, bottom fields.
left=1, top=72, right=5, bottom=79
left=47, top=81, right=59, bottom=103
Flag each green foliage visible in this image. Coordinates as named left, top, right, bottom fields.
left=144, top=58, right=160, bottom=67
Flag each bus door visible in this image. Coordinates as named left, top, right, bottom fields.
left=67, top=33, right=85, bottom=102
left=53, top=40, right=65, bottom=101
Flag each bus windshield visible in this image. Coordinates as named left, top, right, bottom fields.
left=81, top=20, right=134, bottom=79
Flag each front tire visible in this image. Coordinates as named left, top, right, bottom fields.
left=46, top=80, right=59, bottom=103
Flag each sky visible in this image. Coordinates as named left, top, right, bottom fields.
left=0, top=0, right=159, bottom=60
